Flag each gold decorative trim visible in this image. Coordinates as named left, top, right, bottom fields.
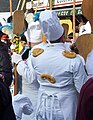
left=32, top=48, right=44, bottom=57
left=63, top=50, right=76, bottom=58
left=40, top=73, right=56, bottom=84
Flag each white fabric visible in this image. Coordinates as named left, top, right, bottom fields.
left=10, top=43, right=16, bottom=50
left=79, top=21, right=91, bottom=36
left=77, top=54, right=85, bottom=66
left=25, top=21, right=42, bottom=43
left=17, top=42, right=87, bottom=120
left=12, top=94, right=33, bottom=120
left=86, top=50, right=93, bottom=75
left=11, top=53, right=22, bottom=64
left=64, top=42, right=72, bottom=51
left=39, top=10, right=64, bottom=41
left=25, top=13, right=34, bottom=24
left=37, top=86, right=78, bottom=120
left=30, top=43, right=87, bottom=92
left=0, top=18, right=7, bottom=26
left=17, top=42, right=47, bottom=120
left=21, top=79, right=39, bottom=120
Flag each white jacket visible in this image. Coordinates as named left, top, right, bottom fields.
left=17, top=42, right=87, bottom=120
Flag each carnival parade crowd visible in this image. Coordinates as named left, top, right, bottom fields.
left=0, top=9, right=93, bottom=120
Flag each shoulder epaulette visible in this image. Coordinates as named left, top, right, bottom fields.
left=32, top=48, right=44, bottom=57
left=63, top=50, right=76, bottom=58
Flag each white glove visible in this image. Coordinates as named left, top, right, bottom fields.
left=12, top=94, right=33, bottom=119
left=12, top=53, right=22, bottom=64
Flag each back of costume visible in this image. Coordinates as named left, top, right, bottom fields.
left=29, top=43, right=87, bottom=120
left=16, top=10, right=87, bottom=120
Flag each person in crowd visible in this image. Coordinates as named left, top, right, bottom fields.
left=76, top=77, right=93, bottom=120
left=76, top=50, right=93, bottom=120
left=0, top=31, right=16, bottom=120
left=0, top=31, right=12, bottom=87
left=17, top=35, right=31, bottom=94
left=1, top=34, right=9, bottom=44
left=16, top=35, right=28, bottom=94
left=0, top=77, right=16, bottom=120
left=19, top=35, right=31, bottom=60
left=1, top=34, right=11, bottom=49
left=12, top=10, right=87, bottom=120
left=12, top=20, right=46, bottom=120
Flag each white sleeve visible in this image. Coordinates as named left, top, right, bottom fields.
left=72, top=58, right=87, bottom=93
left=77, top=54, right=85, bottom=66
left=17, top=56, right=36, bottom=83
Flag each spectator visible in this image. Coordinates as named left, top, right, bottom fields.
left=0, top=31, right=12, bottom=87
left=76, top=77, right=93, bottom=120
left=0, top=74, right=16, bottom=120
left=12, top=20, right=46, bottom=120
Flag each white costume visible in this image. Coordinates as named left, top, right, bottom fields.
left=21, top=42, right=47, bottom=120
left=17, top=42, right=87, bottom=120
left=13, top=10, right=87, bottom=120
left=15, top=21, right=45, bottom=120
left=21, top=71, right=39, bottom=120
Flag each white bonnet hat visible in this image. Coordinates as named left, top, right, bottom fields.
left=25, top=21, right=42, bottom=43
left=39, top=10, right=64, bottom=41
